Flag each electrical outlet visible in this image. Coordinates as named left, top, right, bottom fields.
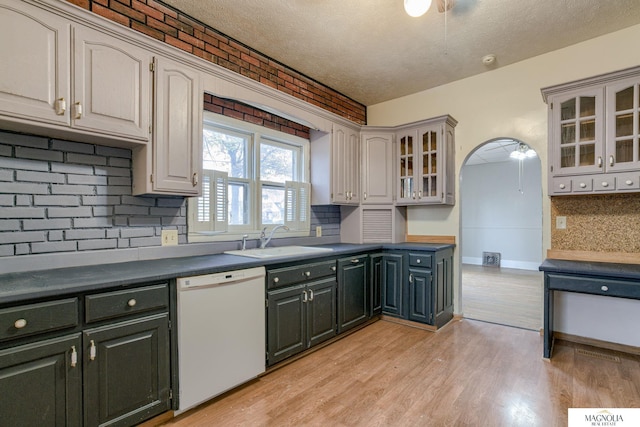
left=556, top=216, right=567, bottom=230
left=161, top=229, right=178, bottom=246
left=315, top=226, right=322, bottom=237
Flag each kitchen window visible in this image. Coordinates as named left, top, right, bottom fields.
left=188, top=112, right=310, bottom=242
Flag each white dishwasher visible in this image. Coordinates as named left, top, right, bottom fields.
left=176, top=266, right=266, bottom=414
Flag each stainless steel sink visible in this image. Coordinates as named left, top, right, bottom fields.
left=224, top=246, right=333, bottom=259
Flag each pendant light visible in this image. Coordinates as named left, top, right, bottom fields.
left=404, top=0, right=432, bottom=17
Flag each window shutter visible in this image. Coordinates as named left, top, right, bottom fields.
left=212, top=171, right=228, bottom=232
left=284, top=181, right=311, bottom=231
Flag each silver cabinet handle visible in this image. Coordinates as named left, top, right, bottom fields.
left=609, top=155, right=614, bottom=167
left=89, top=340, right=97, bottom=361
left=70, top=346, right=78, bottom=368
left=416, top=259, right=421, bottom=264
left=74, top=102, right=82, bottom=119
left=579, top=182, right=587, bottom=188
left=601, top=182, right=609, bottom=187
left=127, top=299, right=137, bottom=307
left=601, top=285, right=609, bottom=292
left=598, top=156, right=602, bottom=168
left=304, top=271, right=311, bottom=277
left=331, top=266, right=336, bottom=272
left=418, top=191, right=422, bottom=199
left=559, top=183, right=566, bottom=189
left=626, top=180, right=633, bottom=186
left=409, top=274, right=413, bottom=283
left=363, top=192, right=367, bottom=200
left=192, top=173, right=198, bottom=186
left=308, top=289, right=314, bottom=301
left=273, top=277, right=279, bottom=283
left=302, top=290, right=308, bottom=303
left=351, top=259, right=360, bottom=264
left=14, top=318, right=27, bottom=329
left=412, top=191, right=416, bottom=199
left=55, top=98, right=66, bottom=115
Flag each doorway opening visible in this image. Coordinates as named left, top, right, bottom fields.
left=460, top=138, right=543, bottom=330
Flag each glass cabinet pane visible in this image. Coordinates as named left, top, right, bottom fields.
left=407, top=137, right=413, bottom=154
left=561, top=99, right=576, bottom=120
left=579, top=119, right=595, bottom=141
left=560, top=146, right=576, bottom=168
left=579, top=96, right=595, bottom=117
left=616, top=114, right=633, bottom=137
left=616, top=87, right=634, bottom=111
left=579, top=144, right=595, bottom=166
left=616, top=139, right=633, bottom=163
left=561, top=123, right=575, bottom=144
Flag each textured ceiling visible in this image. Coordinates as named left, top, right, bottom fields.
left=163, top=0, right=640, bottom=106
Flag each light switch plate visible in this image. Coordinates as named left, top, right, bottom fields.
left=162, top=229, right=178, bottom=246
left=315, top=226, right=322, bottom=237
left=556, top=216, right=567, bottom=230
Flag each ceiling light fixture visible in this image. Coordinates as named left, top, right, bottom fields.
left=404, top=0, right=432, bottom=17
left=510, top=143, right=537, bottom=160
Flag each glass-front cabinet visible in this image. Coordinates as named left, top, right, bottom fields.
left=396, top=115, right=456, bottom=205
left=542, top=66, right=640, bottom=195
left=606, top=78, right=640, bottom=172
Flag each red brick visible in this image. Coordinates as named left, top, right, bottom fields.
left=91, top=4, right=130, bottom=27
left=177, top=14, right=205, bottom=33
left=194, top=29, right=219, bottom=47
left=147, top=0, right=178, bottom=19
left=224, top=109, right=243, bottom=120
left=204, top=43, right=227, bottom=60
left=147, top=16, right=177, bottom=37
left=132, top=0, right=164, bottom=21
left=244, top=115, right=263, bottom=126
left=241, top=52, right=260, bottom=68
left=165, top=35, right=192, bottom=53
left=178, top=31, right=204, bottom=50
left=219, top=42, right=241, bottom=58
left=66, top=0, right=90, bottom=9
left=109, top=1, right=146, bottom=23
left=165, top=15, right=192, bottom=34
left=204, top=102, right=223, bottom=114
left=113, top=0, right=131, bottom=6
left=131, top=20, right=164, bottom=41
left=192, top=48, right=215, bottom=64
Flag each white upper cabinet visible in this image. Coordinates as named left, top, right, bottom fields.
left=0, top=1, right=70, bottom=126
left=0, top=0, right=151, bottom=146
left=72, top=25, right=151, bottom=141
left=132, top=56, right=203, bottom=196
left=395, top=116, right=456, bottom=206
left=361, top=131, right=394, bottom=204
left=543, top=66, right=640, bottom=195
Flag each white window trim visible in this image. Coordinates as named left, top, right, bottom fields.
left=188, top=111, right=311, bottom=243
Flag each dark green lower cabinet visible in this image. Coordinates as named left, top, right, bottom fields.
left=433, top=249, right=454, bottom=328
left=267, top=278, right=336, bottom=366
left=337, top=255, right=369, bottom=334
left=369, top=254, right=384, bottom=316
left=83, top=314, right=171, bottom=427
left=408, top=268, right=433, bottom=324
left=0, top=334, right=82, bottom=426
left=380, top=253, right=404, bottom=316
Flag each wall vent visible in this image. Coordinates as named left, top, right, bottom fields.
left=482, top=252, right=501, bottom=267
left=362, top=209, right=393, bottom=243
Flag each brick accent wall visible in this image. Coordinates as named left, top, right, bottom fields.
left=204, top=95, right=311, bottom=140
left=65, top=0, right=366, bottom=125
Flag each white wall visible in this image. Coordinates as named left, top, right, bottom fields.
left=461, top=158, right=542, bottom=270
left=368, top=23, right=640, bottom=347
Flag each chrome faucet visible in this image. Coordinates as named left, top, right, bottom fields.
left=260, top=225, right=289, bottom=249
left=241, top=234, right=248, bottom=250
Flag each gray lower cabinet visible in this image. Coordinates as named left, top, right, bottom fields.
left=337, top=254, right=369, bottom=333
left=0, top=282, right=172, bottom=427
left=266, top=260, right=337, bottom=366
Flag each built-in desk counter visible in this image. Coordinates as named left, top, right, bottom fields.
left=539, top=259, right=640, bottom=358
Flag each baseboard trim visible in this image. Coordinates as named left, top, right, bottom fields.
left=137, top=411, right=174, bottom=427
left=380, top=315, right=439, bottom=332
left=554, top=332, right=640, bottom=356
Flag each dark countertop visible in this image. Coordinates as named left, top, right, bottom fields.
left=0, top=242, right=455, bottom=304
left=539, top=258, right=640, bottom=281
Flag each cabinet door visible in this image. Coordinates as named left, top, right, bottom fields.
left=408, top=268, right=432, bottom=324
left=73, top=25, right=151, bottom=141
left=396, top=129, right=417, bottom=205
left=0, top=1, right=70, bottom=126
left=417, top=125, right=443, bottom=203
left=369, top=253, right=384, bottom=315
left=346, top=128, right=361, bottom=203
left=267, top=284, right=306, bottom=366
left=331, top=124, right=360, bottom=204
left=433, top=249, right=454, bottom=328
left=83, top=314, right=170, bottom=427
left=152, top=56, right=203, bottom=195
left=606, top=78, right=640, bottom=173
left=362, top=132, right=394, bottom=204
left=337, top=255, right=368, bottom=333
left=549, top=88, right=604, bottom=176
left=307, top=278, right=337, bottom=347
left=0, top=334, right=82, bottom=427
left=381, top=253, right=404, bottom=316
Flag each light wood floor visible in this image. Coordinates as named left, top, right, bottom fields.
left=462, top=264, right=543, bottom=330
left=163, top=319, right=640, bottom=427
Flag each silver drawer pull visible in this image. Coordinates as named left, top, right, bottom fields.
left=601, top=182, right=609, bottom=187
left=416, top=259, right=421, bottom=264
left=331, top=266, right=336, bottom=272
left=351, top=259, right=360, bottom=264
left=273, top=277, right=280, bottom=283
left=90, top=340, right=97, bottom=361
left=559, top=184, right=566, bottom=189
left=127, top=299, right=137, bottom=307
left=601, top=285, right=609, bottom=292
left=14, top=318, right=27, bottom=329
left=626, top=180, right=633, bottom=186
left=579, top=182, right=587, bottom=188
left=308, top=289, right=314, bottom=301
left=70, top=346, right=78, bottom=368
left=304, top=271, right=311, bottom=277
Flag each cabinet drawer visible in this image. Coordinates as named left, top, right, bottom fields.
left=547, top=273, right=640, bottom=299
left=409, top=253, right=432, bottom=268
left=0, top=298, right=79, bottom=342
left=572, top=177, right=593, bottom=192
left=616, top=173, right=640, bottom=191
left=551, top=177, right=572, bottom=193
left=85, top=284, right=169, bottom=323
left=594, top=176, right=615, bottom=191
left=267, top=260, right=336, bottom=289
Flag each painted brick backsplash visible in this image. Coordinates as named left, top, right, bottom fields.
left=0, top=130, right=339, bottom=258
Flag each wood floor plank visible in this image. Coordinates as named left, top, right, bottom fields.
left=163, top=319, right=640, bottom=427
